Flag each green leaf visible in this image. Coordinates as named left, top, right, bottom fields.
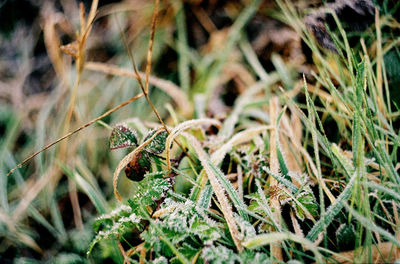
left=262, top=167, right=298, bottom=193
left=295, top=191, right=319, bottom=221
left=109, top=124, right=138, bottom=150
left=88, top=205, right=142, bottom=255
left=128, top=177, right=171, bottom=214
left=197, top=184, right=213, bottom=209
left=144, top=129, right=169, bottom=154
left=207, top=158, right=249, bottom=221
left=306, top=171, right=357, bottom=241
left=336, top=223, right=356, bottom=250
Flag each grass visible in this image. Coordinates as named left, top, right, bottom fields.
left=1, top=0, right=399, bottom=263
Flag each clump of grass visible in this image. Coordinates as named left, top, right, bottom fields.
left=2, top=0, right=400, bottom=263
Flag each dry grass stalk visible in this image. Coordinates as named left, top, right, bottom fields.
left=182, top=132, right=243, bottom=252
left=42, top=8, right=68, bottom=83
left=330, top=242, right=400, bottom=264
left=153, top=204, right=180, bottom=218
left=69, top=179, right=83, bottom=230
left=237, top=164, right=243, bottom=200
left=268, top=97, right=283, bottom=262
left=280, top=111, right=302, bottom=187
left=59, top=0, right=99, bottom=162
left=118, top=238, right=131, bottom=264
left=56, top=0, right=99, bottom=229
left=165, top=118, right=222, bottom=171
left=211, top=125, right=273, bottom=165
left=117, top=3, right=166, bottom=132
left=190, top=6, right=217, bottom=33
left=145, top=0, right=159, bottom=94
left=116, top=1, right=193, bottom=166
left=5, top=93, right=144, bottom=178
left=85, top=61, right=191, bottom=115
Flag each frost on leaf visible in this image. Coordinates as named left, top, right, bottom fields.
left=88, top=204, right=142, bottom=255
left=141, top=198, right=221, bottom=256
left=247, top=192, right=275, bottom=232
left=202, top=245, right=271, bottom=264
left=336, top=223, right=356, bottom=250
left=235, top=215, right=256, bottom=241
left=143, top=129, right=168, bottom=154
left=202, top=245, right=237, bottom=264
left=149, top=256, right=168, bottom=264
left=128, top=177, right=171, bottom=214
left=109, top=124, right=138, bottom=150
left=280, top=187, right=318, bottom=221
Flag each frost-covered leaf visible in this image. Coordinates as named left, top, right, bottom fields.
left=287, top=260, right=303, bottom=264
left=297, top=192, right=318, bottom=217
left=202, top=245, right=238, bottom=264
left=190, top=217, right=221, bottom=243
left=128, top=178, right=172, bottom=214
left=261, top=166, right=298, bottom=194
left=180, top=243, right=200, bottom=260
left=142, top=197, right=221, bottom=258
left=197, top=184, right=213, bottom=209
left=202, top=245, right=270, bottom=264
left=281, top=187, right=318, bottom=221
left=238, top=250, right=271, bottom=264
left=246, top=192, right=275, bottom=232
left=336, top=223, right=356, bottom=250
left=235, top=215, right=256, bottom=241
left=109, top=124, right=138, bottom=150
left=144, top=129, right=168, bottom=154
left=149, top=256, right=168, bottom=264
left=161, top=199, right=220, bottom=243
left=93, top=204, right=132, bottom=232
left=293, top=191, right=318, bottom=221
left=247, top=193, right=266, bottom=215
left=88, top=205, right=142, bottom=255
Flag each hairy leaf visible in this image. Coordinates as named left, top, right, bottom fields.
left=109, top=124, right=138, bottom=150
left=144, top=129, right=169, bottom=154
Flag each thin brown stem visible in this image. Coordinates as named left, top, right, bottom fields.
left=268, top=97, right=283, bottom=262
left=115, top=5, right=194, bottom=165
left=117, top=238, right=131, bottom=264
left=145, top=0, right=159, bottom=94
left=115, top=15, right=167, bottom=130
left=69, top=179, right=84, bottom=230
left=5, top=93, right=144, bottom=177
